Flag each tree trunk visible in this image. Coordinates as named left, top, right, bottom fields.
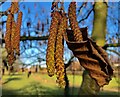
left=78, top=70, right=100, bottom=95
left=92, top=2, right=107, bottom=46
left=78, top=2, right=108, bottom=96
left=64, top=68, right=70, bottom=97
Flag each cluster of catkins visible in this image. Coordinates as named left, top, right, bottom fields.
left=5, top=2, right=22, bottom=65
left=46, top=11, right=67, bottom=87
left=46, top=1, right=83, bottom=87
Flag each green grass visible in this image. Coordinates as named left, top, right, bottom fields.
left=1, top=72, right=119, bottom=96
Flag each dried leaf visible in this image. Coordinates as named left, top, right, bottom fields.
left=66, top=28, right=113, bottom=87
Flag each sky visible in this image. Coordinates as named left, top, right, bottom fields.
left=1, top=1, right=119, bottom=66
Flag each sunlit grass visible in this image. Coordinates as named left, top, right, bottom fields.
left=2, top=72, right=119, bottom=96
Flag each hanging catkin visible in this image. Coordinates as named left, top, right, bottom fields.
left=46, top=11, right=61, bottom=77
left=5, top=14, right=13, bottom=54
left=9, top=2, right=19, bottom=14
left=8, top=52, right=15, bottom=65
left=55, top=13, right=67, bottom=87
left=68, top=2, right=83, bottom=42
left=8, top=16, right=16, bottom=65
left=5, top=1, right=22, bottom=66
left=11, top=19, right=16, bottom=50
left=15, top=11, right=23, bottom=55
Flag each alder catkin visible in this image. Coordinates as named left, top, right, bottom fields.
left=46, top=11, right=61, bottom=77
left=7, top=15, right=16, bottom=66
left=5, top=14, right=13, bottom=54
left=15, top=11, right=23, bottom=55
left=10, top=2, right=19, bottom=14
left=11, top=19, right=16, bottom=51
left=68, top=2, right=83, bottom=42
left=8, top=52, right=15, bottom=65
left=55, top=13, right=67, bottom=87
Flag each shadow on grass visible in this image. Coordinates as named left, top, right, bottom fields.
left=10, top=73, right=24, bottom=76
left=2, top=88, right=18, bottom=96
left=2, top=82, right=64, bottom=97
left=2, top=84, right=119, bottom=97
left=3, top=77, right=21, bottom=84
left=99, top=91, right=119, bottom=95
left=67, top=87, right=119, bottom=97
left=18, top=82, right=64, bottom=96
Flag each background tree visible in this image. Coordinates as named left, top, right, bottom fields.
left=0, top=0, right=119, bottom=96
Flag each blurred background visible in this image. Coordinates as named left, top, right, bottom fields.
left=0, top=1, right=120, bottom=96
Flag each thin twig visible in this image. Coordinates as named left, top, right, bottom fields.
left=78, top=8, right=93, bottom=23
left=77, top=2, right=87, bottom=16
left=107, top=15, right=120, bottom=23
left=0, top=0, right=7, bottom=6
left=107, top=48, right=120, bottom=56
left=0, top=11, right=8, bottom=16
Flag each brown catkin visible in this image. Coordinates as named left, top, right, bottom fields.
left=7, top=15, right=16, bottom=66
left=10, top=2, right=19, bottom=14
left=15, top=11, right=23, bottom=55
left=68, top=2, right=83, bottom=42
left=46, top=11, right=61, bottom=77
left=55, top=13, right=67, bottom=87
left=8, top=52, right=15, bottom=65
left=5, top=14, right=13, bottom=54
left=11, top=19, right=16, bottom=51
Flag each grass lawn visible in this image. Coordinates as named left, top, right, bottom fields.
left=1, top=72, right=119, bottom=96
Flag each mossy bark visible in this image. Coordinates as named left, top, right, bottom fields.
left=92, top=2, right=107, bottom=47
left=78, top=2, right=108, bottom=96
left=78, top=70, right=100, bottom=95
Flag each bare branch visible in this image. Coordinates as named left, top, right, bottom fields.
left=107, top=48, right=120, bottom=56
left=103, top=43, right=120, bottom=49
left=0, top=21, right=7, bottom=25
left=78, top=8, right=93, bottom=23
left=0, top=0, right=7, bottom=6
left=2, top=35, right=49, bottom=43
left=77, top=2, right=87, bottom=16
left=0, top=11, right=8, bottom=16
left=65, top=56, right=74, bottom=68
left=107, top=15, right=120, bottom=23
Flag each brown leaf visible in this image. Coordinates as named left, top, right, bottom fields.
left=66, top=28, right=113, bottom=87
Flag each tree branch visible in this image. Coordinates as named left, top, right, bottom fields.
left=0, top=21, right=7, bottom=25
left=65, top=56, right=74, bottom=68
left=107, top=15, right=120, bottom=23
left=21, top=36, right=48, bottom=41
left=77, top=2, right=87, bottom=16
left=0, top=11, right=8, bottom=16
left=78, top=8, right=93, bottom=23
left=0, top=0, right=7, bottom=6
left=107, top=48, right=120, bottom=56
left=2, top=35, right=49, bottom=43
left=103, top=43, right=120, bottom=49
left=1, top=35, right=120, bottom=49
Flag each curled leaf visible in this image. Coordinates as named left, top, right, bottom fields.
left=66, top=28, right=113, bottom=87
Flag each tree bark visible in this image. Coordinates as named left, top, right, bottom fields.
left=78, top=2, right=108, bottom=96
left=64, top=68, right=70, bottom=97
left=78, top=70, right=100, bottom=95
left=92, top=2, right=107, bottom=47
